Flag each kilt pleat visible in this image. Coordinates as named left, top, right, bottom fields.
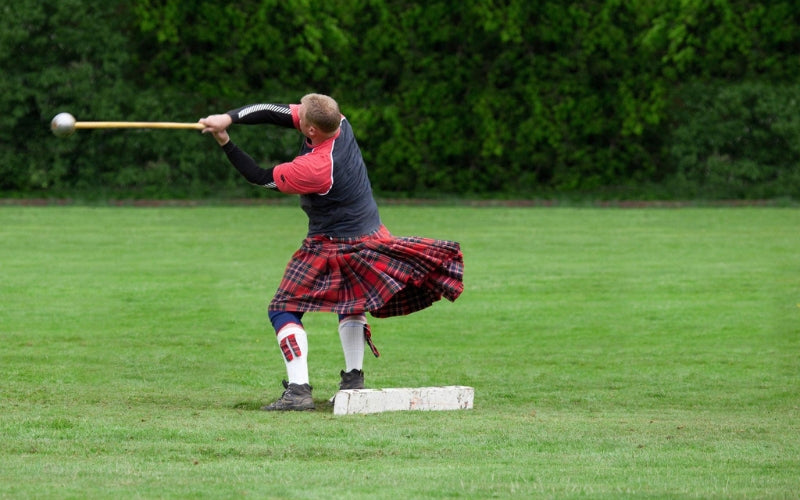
left=269, top=226, right=464, bottom=318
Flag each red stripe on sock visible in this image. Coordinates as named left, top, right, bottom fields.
left=287, top=334, right=302, bottom=357
left=279, top=337, right=294, bottom=361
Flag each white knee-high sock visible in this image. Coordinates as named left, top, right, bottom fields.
left=276, top=324, right=309, bottom=385
left=338, top=315, right=366, bottom=372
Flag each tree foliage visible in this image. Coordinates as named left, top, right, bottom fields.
left=1, top=0, right=798, bottom=199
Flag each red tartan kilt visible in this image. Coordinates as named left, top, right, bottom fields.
left=269, top=226, right=464, bottom=318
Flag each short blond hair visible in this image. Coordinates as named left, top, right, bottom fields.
left=301, top=93, right=341, bottom=133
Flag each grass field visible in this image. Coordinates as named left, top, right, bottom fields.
left=1, top=204, right=798, bottom=498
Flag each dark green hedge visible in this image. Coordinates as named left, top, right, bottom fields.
left=2, top=0, right=798, bottom=199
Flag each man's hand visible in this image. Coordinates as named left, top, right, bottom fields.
left=200, top=114, right=233, bottom=146
left=200, top=113, right=232, bottom=132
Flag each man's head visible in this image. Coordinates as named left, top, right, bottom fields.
left=299, top=94, right=341, bottom=136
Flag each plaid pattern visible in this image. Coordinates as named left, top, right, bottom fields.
left=269, top=225, right=464, bottom=318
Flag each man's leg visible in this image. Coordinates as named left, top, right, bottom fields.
left=262, top=311, right=314, bottom=411
left=337, top=314, right=366, bottom=390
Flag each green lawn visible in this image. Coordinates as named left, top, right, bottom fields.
left=1, top=205, right=798, bottom=498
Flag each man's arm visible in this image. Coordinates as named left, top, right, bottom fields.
left=200, top=103, right=296, bottom=135
left=222, top=141, right=277, bottom=190
left=227, top=103, right=295, bottom=128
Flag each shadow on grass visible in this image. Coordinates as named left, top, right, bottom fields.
left=231, top=400, right=334, bottom=413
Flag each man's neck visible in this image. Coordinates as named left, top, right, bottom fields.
left=308, top=130, right=338, bottom=147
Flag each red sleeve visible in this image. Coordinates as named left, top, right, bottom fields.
left=273, top=145, right=334, bottom=195
left=289, top=104, right=301, bottom=130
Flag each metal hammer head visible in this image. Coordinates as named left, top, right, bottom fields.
left=51, top=112, right=76, bottom=137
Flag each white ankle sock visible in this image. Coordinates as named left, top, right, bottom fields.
left=276, top=324, right=309, bottom=385
left=338, top=315, right=366, bottom=372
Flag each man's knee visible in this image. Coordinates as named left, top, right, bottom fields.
left=269, top=311, right=304, bottom=333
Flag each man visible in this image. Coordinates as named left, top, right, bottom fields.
left=200, top=94, right=463, bottom=411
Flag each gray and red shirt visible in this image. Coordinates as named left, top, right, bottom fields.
left=222, top=103, right=381, bottom=238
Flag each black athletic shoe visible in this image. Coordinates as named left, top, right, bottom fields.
left=261, top=380, right=315, bottom=411
left=328, top=369, right=365, bottom=404
left=339, top=369, right=365, bottom=390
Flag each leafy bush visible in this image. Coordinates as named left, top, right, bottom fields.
left=1, top=0, right=798, bottom=200
left=666, top=82, right=800, bottom=199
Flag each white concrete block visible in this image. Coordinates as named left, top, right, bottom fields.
left=333, top=386, right=474, bottom=415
